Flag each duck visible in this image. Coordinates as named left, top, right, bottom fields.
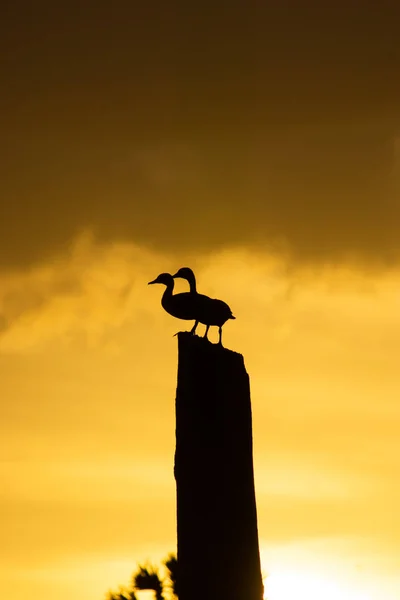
left=172, top=267, right=235, bottom=345
left=148, top=272, right=200, bottom=333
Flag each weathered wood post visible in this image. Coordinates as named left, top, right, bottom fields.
left=174, top=332, right=263, bottom=600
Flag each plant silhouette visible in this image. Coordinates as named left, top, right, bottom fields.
left=163, top=554, right=178, bottom=597
left=134, top=565, right=164, bottom=600
left=106, top=553, right=178, bottom=600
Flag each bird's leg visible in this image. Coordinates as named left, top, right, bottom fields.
left=218, top=326, right=223, bottom=346
left=190, top=320, right=199, bottom=335
left=203, top=324, right=210, bottom=339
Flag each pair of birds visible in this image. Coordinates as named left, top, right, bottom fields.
left=148, top=267, right=235, bottom=345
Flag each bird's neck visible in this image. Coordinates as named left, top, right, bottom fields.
left=161, top=280, right=174, bottom=306
left=187, top=273, right=197, bottom=294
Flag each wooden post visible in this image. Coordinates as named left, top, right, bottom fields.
left=174, top=332, right=263, bottom=600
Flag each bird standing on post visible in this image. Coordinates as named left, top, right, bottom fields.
left=147, top=273, right=199, bottom=332
left=172, top=267, right=235, bottom=345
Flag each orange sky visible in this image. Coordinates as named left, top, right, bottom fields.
left=1, top=237, right=400, bottom=600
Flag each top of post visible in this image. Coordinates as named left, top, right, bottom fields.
left=176, top=331, right=246, bottom=371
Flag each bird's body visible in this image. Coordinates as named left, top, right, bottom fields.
left=162, top=290, right=197, bottom=321
left=148, top=273, right=197, bottom=322
left=196, top=297, right=234, bottom=327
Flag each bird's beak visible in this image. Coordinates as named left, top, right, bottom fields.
left=171, top=272, right=178, bottom=278
left=148, top=279, right=157, bottom=285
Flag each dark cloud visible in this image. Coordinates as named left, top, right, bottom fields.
left=1, top=1, right=400, bottom=269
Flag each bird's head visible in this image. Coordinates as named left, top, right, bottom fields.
left=148, top=272, right=174, bottom=286
left=172, top=267, right=195, bottom=281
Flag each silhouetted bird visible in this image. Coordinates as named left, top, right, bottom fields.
left=172, top=267, right=235, bottom=345
left=148, top=272, right=199, bottom=333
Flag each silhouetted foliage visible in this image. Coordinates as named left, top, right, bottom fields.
left=133, top=563, right=164, bottom=600
left=106, top=554, right=178, bottom=600
left=163, top=554, right=178, bottom=597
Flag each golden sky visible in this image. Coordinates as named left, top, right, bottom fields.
left=2, top=238, right=400, bottom=600
left=1, top=2, right=400, bottom=599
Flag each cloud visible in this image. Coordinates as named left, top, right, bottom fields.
left=0, top=232, right=168, bottom=352
left=2, top=126, right=400, bottom=271
left=1, top=1, right=400, bottom=270
left=1, top=230, right=400, bottom=357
